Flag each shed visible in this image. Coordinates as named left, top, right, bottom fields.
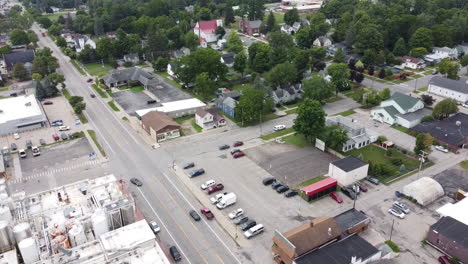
left=328, top=156, right=368, bottom=186
left=402, top=177, right=444, bottom=206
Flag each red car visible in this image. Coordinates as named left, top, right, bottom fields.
left=358, top=183, right=368, bottom=192
left=232, top=151, right=245, bottom=158
left=438, top=256, right=451, bottom=264
left=330, top=192, right=343, bottom=203
left=206, top=183, right=224, bottom=194
left=52, top=134, right=60, bottom=141
left=233, top=141, right=243, bottom=147
left=201, top=208, right=214, bottom=220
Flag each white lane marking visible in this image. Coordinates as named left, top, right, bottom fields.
left=162, top=173, right=242, bottom=264
left=136, top=188, right=193, bottom=264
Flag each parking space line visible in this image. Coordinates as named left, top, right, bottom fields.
left=215, top=254, right=224, bottom=264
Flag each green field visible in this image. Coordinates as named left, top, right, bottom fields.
left=335, top=109, right=356, bottom=116
left=83, top=63, right=113, bottom=76
left=131, top=86, right=144, bottom=92
left=261, top=127, right=294, bottom=140
left=283, top=133, right=310, bottom=148
left=92, top=84, right=108, bottom=98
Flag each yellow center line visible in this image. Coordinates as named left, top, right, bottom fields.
left=216, top=254, right=225, bottom=264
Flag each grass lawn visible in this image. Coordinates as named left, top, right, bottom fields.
left=131, top=86, right=144, bottom=92
left=272, top=12, right=284, bottom=24
left=107, top=101, right=120, bottom=111
left=158, top=72, right=182, bottom=88
left=282, top=101, right=302, bottom=109
left=232, top=83, right=252, bottom=93
left=0, top=87, right=8, bottom=92
left=83, top=63, right=113, bottom=76
left=174, top=114, right=194, bottom=124
left=92, top=84, right=108, bottom=98
left=385, top=241, right=401, bottom=253
left=326, top=96, right=343, bottom=103
left=191, top=120, right=203, bottom=133
left=391, top=125, right=412, bottom=135
left=261, top=127, right=294, bottom=140
left=460, top=160, right=468, bottom=170
left=106, top=90, right=114, bottom=97
left=87, top=130, right=106, bottom=157
left=71, top=60, right=86, bottom=76
left=335, top=109, right=356, bottom=116
left=263, top=112, right=280, bottom=122
left=286, top=108, right=297, bottom=114
left=283, top=133, right=310, bottom=148
left=418, top=86, right=428, bottom=92
left=296, top=176, right=326, bottom=188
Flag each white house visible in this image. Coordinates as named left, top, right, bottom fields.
left=313, top=36, right=332, bottom=47
left=195, top=108, right=226, bottom=130
left=433, top=47, right=458, bottom=59
left=167, top=62, right=177, bottom=77
left=67, top=35, right=96, bottom=53
left=328, top=156, right=369, bottom=186
left=280, top=22, right=301, bottom=35
left=428, top=76, right=468, bottom=103
left=193, top=19, right=223, bottom=43
left=400, top=56, right=426, bottom=70
left=325, top=116, right=378, bottom=152
left=371, top=92, right=431, bottom=128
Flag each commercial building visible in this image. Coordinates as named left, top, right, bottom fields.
left=428, top=76, right=468, bottom=103
left=436, top=197, right=468, bottom=225
left=328, top=156, right=369, bottom=186
left=141, top=111, right=181, bottom=142
left=325, top=116, right=378, bottom=152
left=426, top=216, right=468, bottom=263
left=101, top=67, right=154, bottom=89
left=0, top=94, right=48, bottom=135
left=402, top=177, right=444, bottom=206
left=136, top=98, right=206, bottom=118
left=193, top=19, right=223, bottom=43
left=280, top=0, right=322, bottom=13
left=334, top=209, right=370, bottom=237
left=300, top=177, right=337, bottom=202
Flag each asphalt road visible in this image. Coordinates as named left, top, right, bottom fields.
left=32, top=23, right=243, bottom=264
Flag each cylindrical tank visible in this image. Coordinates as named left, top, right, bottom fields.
left=0, top=206, right=12, bottom=222
left=91, top=210, right=109, bottom=238
left=13, top=223, right=31, bottom=243
left=18, top=238, right=39, bottom=264
left=68, top=224, right=86, bottom=247
left=0, top=220, right=13, bottom=252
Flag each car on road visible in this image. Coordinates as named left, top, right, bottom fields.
left=43, top=101, right=53, bottom=105
left=240, top=220, right=257, bottom=231
left=183, top=162, right=195, bottom=169
left=206, top=183, right=224, bottom=194
left=262, top=177, right=276, bottom=186
left=188, top=168, right=205, bottom=178
left=393, top=201, right=410, bottom=214
left=210, top=192, right=227, bottom=204
left=329, top=192, right=343, bottom=203
left=276, top=185, right=289, bottom=193
left=233, top=215, right=249, bottom=225
left=61, top=133, right=68, bottom=140
left=90, top=94, right=96, bottom=98
left=87, top=78, right=93, bottom=83
left=284, top=190, right=298, bottom=197
left=169, top=246, right=181, bottom=262
left=358, top=183, right=368, bottom=192
left=271, top=181, right=283, bottom=190
left=435, top=145, right=449, bottom=153
left=273, top=125, right=286, bottom=131
left=200, top=208, right=214, bottom=220
left=200, top=180, right=216, bottom=190
left=13, top=133, right=20, bottom=140
left=149, top=221, right=161, bottom=234
left=59, top=126, right=70, bottom=131
left=341, top=187, right=356, bottom=200
left=32, top=146, right=40, bottom=157
left=228, top=208, right=244, bottom=219
left=388, top=207, right=405, bottom=219
left=233, top=141, right=243, bottom=147
left=130, top=178, right=143, bottom=186
left=244, top=224, right=264, bottom=239
left=189, top=210, right=201, bottom=221
left=232, top=151, right=245, bottom=158
left=39, top=139, right=46, bottom=145
left=10, top=143, right=17, bottom=151
left=366, top=177, right=380, bottom=185
left=219, top=144, right=230, bottom=150
left=230, top=149, right=241, bottom=155
left=52, top=134, right=60, bottom=141
left=19, top=149, right=27, bottom=158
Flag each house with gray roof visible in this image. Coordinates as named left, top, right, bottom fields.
left=326, top=116, right=378, bottom=152
left=123, top=54, right=140, bottom=65
left=370, top=92, right=430, bottom=128
left=428, top=76, right=468, bottom=103
left=215, top=90, right=240, bottom=117
left=101, top=67, right=154, bottom=88
left=2, top=50, right=35, bottom=73
left=239, top=19, right=262, bottom=36
left=272, top=84, right=303, bottom=105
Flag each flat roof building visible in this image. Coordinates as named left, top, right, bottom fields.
left=300, top=177, right=337, bottom=202
left=136, top=98, right=206, bottom=118
left=0, top=94, right=47, bottom=135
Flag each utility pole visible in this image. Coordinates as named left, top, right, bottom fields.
left=389, top=218, right=395, bottom=241
left=413, top=78, right=418, bottom=92
left=417, top=150, right=428, bottom=179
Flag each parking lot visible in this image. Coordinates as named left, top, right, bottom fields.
left=432, top=166, right=468, bottom=197
left=150, top=75, right=192, bottom=103
left=113, top=90, right=156, bottom=116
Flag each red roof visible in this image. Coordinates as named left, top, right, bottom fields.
left=196, top=20, right=218, bottom=33
left=301, top=178, right=337, bottom=196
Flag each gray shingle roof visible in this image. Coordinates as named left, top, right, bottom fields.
left=334, top=209, right=369, bottom=233
left=332, top=156, right=367, bottom=172
left=391, top=92, right=420, bottom=111
left=221, top=53, right=235, bottom=65
left=102, top=67, right=152, bottom=85
left=249, top=20, right=262, bottom=29
left=429, top=76, right=468, bottom=94
left=396, top=108, right=432, bottom=122
left=3, top=50, right=35, bottom=70
left=411, top=112, right=468, bottom=146
left=430, top=216, right=468, bottom=248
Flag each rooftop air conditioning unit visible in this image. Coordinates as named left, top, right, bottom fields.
left=25, top=102, right=31, bottom=106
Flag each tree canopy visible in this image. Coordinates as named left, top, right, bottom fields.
left=293, top=99, right=326, bottom=141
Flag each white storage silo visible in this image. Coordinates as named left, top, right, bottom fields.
left=0, top=220, right=13, bottom=253
left=18, top=238, right=39, bottom=264
left=13, top=223, right=32, bottom=243
left=0, top=206, right=12, bottom=222
left=91, top=210, right=109, bottom=237
left=68, top=224, right=86, bottom=247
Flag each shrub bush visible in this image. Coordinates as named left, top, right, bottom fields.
left=391, top=158, right=403, bottom=166
left=385, top=240, right=400, bottom=253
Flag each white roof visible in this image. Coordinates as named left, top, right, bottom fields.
left=436, top=196, right=468, bottom=225
left=402, top=177, right=444, bottom=206
left=100, top=219, right=155, bottom=250
left=0, top=95, right=44, bottom=124
left=0, top=249, right=18, bottom=264
left=136, top=98, right=206, bottom=117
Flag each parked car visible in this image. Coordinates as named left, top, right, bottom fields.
left=206, top=183, right=224, bottom=194
left=271, top=181, right=283, bottom=190
left=393, top=201, right=410, bottom=214
left=169, top=246, right=181, bottom=262
left=284, top=190, right=298, bottom=197
left=130, top=178, right=143, bottom=186
left=210, top=192, right=227, bottom=204
left=59, top=126, right=70, bottom=131
left=188, top=168, right=205, bottom=178
left=358, top=183, right=368, bottom=192
left=432, top=71, right=439, bottom=75
left=233, top=141, right=243, bottom=147
left=24, top=140, right=32, bottom=149
left=341, top=187, right=356, bottom=200
left=39, top=139, right=46, bottom=145
left=329, top=192, right=343, bottom=203
left=276, top=185, right=289, bottom=193
left=273, top=125, right=286, bottom=131
left=438, top=256, right=451, bottom=264
left=10, top=93, right=17, bottom=97
left=51, top=120, right=63, bottom=126
left=1, top=147, right=9, bottom=155
left=87, top=78, right=94, bottom=83
left=13, top=133, right=20, bottom=140
left=200, top=208, right=214, bottom=220
left=262, top=177, right=276, bottom=186
left=189, top=210, right=201, bottom=221
left=68, top=133, right=75, bottom=139
left=228, top=208, right=244, bottom=219
left=19, top=149, right=27, bottom=158
left=435, top=145, right=449, bottom=153
left=43, top=101, right=53, bottom=105
left=147, top=100, right=157, bottom=104
left=183, top=162, right=195, bottom=169
left=232, top=151, right=245, bottom=158
left=200, top=180, right=216, bottom=190
left=240, top=220, right=257, bottom=231
left=52, top=134, right=60, bottom=141
left=462, top=102, right=468, bottom=108
left=31, top=146, right=40, bottom=157
left=10, top=143, right=17, bottom=151
left=219, top=144, right=230, bottom=150
left=388, top=207, right=405, bottom=219
left=366, top=177, right=380, bottom=185
left=230, top=149, right=241, bottom=155
left=244, top=224, right=264, bottom=239
left=149, top=221, right=161, bottom=234
left=233, top=216, right=249, bottom=225
left=61, top=133, right=68, bottom=140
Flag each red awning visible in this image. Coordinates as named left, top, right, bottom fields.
left=301, top=178, right=337, bottom=196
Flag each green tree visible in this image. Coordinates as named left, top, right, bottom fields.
left=461, top=55, right=468, bottom=71
left=247, top=0, right=264, bottom=21
left=215, top=26, right=226, bottom=39
left=409, top=27, right=433, bottom=50
left=195, top=72, right=216, bottom=101
left=410, top=47, right=428, bottom=58
left=48, top=72, right=65, bottom=86
left=293, top=49, right=310, bottom=82
left=320, top=125, right=349, bottom=151
left=327, top=63, right=350, bottom=92
left=10, top=29, right=29, bottom=45
left=414, top=133, right=433, bottom=155
left=303, top=75, right=334, bottom=103
left=146, top=28, right=169, bottom=59
left=233, top=51, right=247, bottom=76
left=265, top=63, right=297, bottom=88
left=362, top=49, right=376, bottom=67
left=431, top=25, right=452, bottom=47
left=56, top=36, right=67, bottom=48
left=293, top=99, right=326, bottom=141
left=354, top=24, right=383, bottom=53
left=227, top=30, right=243, bottom=54
left=31, top=73, right=42, bottom=80
left=13, top=63, right=29, bottom=81
left=94, top=17, right=104, bottom=36
left=224, top=5, right=235, bottom=26
left=437, top=59, right=460, bottom=80
left=176, top=49, right=227, bottom=86
left=295, top=27, right=312, bottom=49
left=0, top=46, right=11, bottom=55
left=248, top=42, right=271, bottom=73
left=284, top=8, right=300, bottom=26
left=96, top=37, right=114, bottom=59
left=184, top=32, right=200, bottom=51
left=235, top=87, right=272, bottom=124
left=269, top=31, right=294, bottom=65
left=432, top=98, right=459, bottom=120
left=393, top=38, right=407, bottom=56
left=264, top=11, right=276, bottom=34
left=379, top=88, right=391, bottom=100
left=153, top=57, right=169, bottom=72
left=37, top=17, right=52, bottom=29
left=47, top=23, right=63, bottom=36
left=73, top=102, right=86, bottom=114
left=32, top=48, right=59, bottom=76
left=333, top=48, right=346, bottom=63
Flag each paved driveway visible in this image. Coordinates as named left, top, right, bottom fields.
left=113, top=90, right=155, bottom=115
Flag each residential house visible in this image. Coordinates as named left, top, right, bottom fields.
left=327, top=42, right=348, bottom=57
left=220, top=53, right=235, bottom=68
left=2, top=50, right=35, bottom=73
left=215, top=90, right=240, bottom=118
left=71, top=35, right=96, bottom=53
left=328, top=156, right=369, bottom=186
left=101, top=67, right=153, bottom=88
left=272, top=84, right=303, bottom=105
left=313, top=36, right=332, bottom=47
left=195, top=108, right=226, bottom=130
left=238, top=20, right=262, bottom=36
left=426, top=216, right=468, bottom=263
left=455, top=44, right=468, bottom=56
left=428, top=76, right=468, bottom=103
left=424, top=47, right=458, bottom=64
left=167, top=62, right=177, bottom=77
left=370, top=92, right=431, bottom=128
left=325, top=116, right=378, bottom=152
left=280, top=0, right=322, bottom=13
left=123, top=54, right=140, bottom=65
left=412, top=113, right=468, bottom=150
left=400, top=56, right=426, bottom=70
left=141, top=111, right=181, bottom=142
left=281, top=22, right=301, bottom=35
left=171, top=47, right=190, bottom=59
left=193, top=19, right=223, bottom=43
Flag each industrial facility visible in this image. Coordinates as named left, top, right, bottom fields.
left=0, top=175, right=170, bottom=264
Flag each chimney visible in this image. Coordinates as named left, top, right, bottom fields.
left=309, top=221, right=314, bottom=227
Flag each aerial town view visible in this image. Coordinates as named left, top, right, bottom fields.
left=1, top=0, right=468, bottom=263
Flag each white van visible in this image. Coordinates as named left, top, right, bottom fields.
left=273, top=125, right=286, bottom=131
left=244, top=224, right=264, bottom=239
left=19, top=149, right=27, bottom=158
